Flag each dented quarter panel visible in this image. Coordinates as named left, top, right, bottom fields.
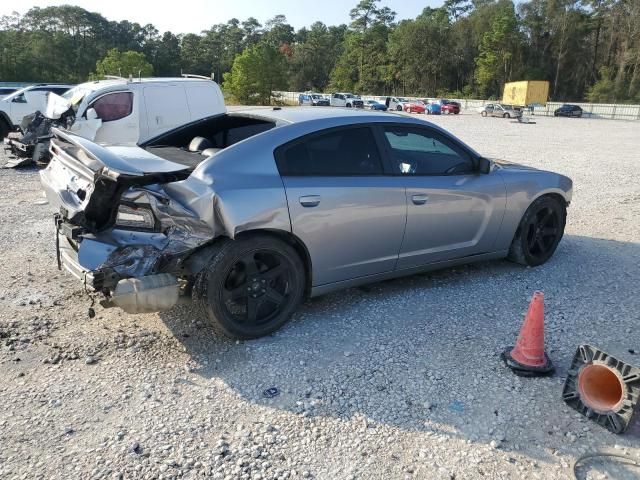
left=163, top=135, right=294, bottom=239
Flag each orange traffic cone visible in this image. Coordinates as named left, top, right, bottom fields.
left=501, top=291, right=555, bottom=377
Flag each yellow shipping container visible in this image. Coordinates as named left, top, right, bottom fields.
left=502, top=81, right=550, bottom=107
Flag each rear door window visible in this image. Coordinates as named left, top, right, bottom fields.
left=90, top=92, right=133, bottom=122
left=277, top=127, right=384, bottom=176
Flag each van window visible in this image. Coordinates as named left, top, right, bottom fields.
left=90, top=92, right=133, bottom=122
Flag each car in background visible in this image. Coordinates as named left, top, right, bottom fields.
left=41, top=107, right=572, bottom=340
left=441, top=100, right=461, bottom=114
left=330, top=93, right=364, bottom=108
left=478, top=103, right=521, bottom=118
left=426, top=102, right=442, bottom=115
left=403, top=101, right=425, bottom=114
left=0, top=87, right=20, bottom=99
left=365, top=100, right=387, bottom=111
left=3, top=77, right=226, bottom=166
left=385, top=97, right=411, bottom=112
left=298, top=93, right=330, bottom=107
left=0, top=83, right=74, bottom=139
left=554, top=104, right=583, bottom=118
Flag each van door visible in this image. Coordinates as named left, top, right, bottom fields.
left=143, top=85, right=190, bottom=142
left=185, top=83, right=226, bottom=121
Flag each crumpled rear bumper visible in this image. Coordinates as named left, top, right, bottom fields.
left=55, top=221, right=181, bottom=313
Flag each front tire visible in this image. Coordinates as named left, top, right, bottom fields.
left=193, top=235, right=305, bottom=339
left=481, top=111, right=487, bottom=117
left=507, top=196, right=566, bottom=267
left=504, top=113, right=510, bottom=118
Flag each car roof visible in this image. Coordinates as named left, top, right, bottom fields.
left=232, top=106, right=415, bottom=125
left=75, top=77, right=216, bottom=93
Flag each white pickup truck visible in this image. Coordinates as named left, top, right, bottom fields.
left=0, top=84, right=73, bottom=138
left=3, top=77, right=226, bottom=166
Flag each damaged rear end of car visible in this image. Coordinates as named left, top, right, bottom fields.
left=41, top=128, right=218, bottom=314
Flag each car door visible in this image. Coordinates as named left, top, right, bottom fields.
left=275, top=125, right=407, bottom=286
left=10, top=89, right=47, bottom=124
left=377, top=124, right=506, bottom=269
left=492, top=105, right=503, bottom=117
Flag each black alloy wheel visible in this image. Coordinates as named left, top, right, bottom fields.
left=508, top=196, right=566, bottom=267
left=522, top=206, right=562, bottom=263
left=193, top=235, right=305, bottom=339
left=222, top=251, right=290, bottom=326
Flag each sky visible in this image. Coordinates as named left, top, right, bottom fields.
left=1, top=0, right=443, bottom=34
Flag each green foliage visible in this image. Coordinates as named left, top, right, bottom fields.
left=1, top=1, right=640, bottom=103
left=223, top=43, right=288, bottom=105
left=93, top=49, right=153, bottom=79
left=474, top=1, right=520, bottom=97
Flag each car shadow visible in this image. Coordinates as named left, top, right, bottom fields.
left=158, top=234, right=640, bottom=465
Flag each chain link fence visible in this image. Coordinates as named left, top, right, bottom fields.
left=272, top=91, right=640, bottom=121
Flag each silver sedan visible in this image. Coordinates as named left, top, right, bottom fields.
left=41, top=108, right=572, bottom=339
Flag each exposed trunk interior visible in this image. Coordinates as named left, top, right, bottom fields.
left=143, top=114, right=276, bottom=169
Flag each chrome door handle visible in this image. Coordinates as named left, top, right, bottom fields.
left=299, top=195, right=321, bottom=207
left=411, top=194, right=429, bottom=205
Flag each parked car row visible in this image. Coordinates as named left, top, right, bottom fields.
left=297, top=93, right=463, bottom=115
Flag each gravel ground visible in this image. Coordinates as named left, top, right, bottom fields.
left=0, top=112, right=639, bottom=480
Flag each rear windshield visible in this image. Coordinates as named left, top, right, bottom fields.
left=144, top=114, right=276, bottom=169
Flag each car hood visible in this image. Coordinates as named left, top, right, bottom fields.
left=492, top=158, right=540, bottom=172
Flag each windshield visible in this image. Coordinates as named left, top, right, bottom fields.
left=500, top=104, right=514, bottom=109
left=62, top=85, right=93, bottom=111
left=345, top=94, right=354, bottom=98
left=311, top=94, right=323, bottom=99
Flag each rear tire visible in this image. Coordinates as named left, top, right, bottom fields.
left=397, top=105, right=403, bottom=111
left=0, top=118, right=10, bottom=140
left=507, top=196, right=566, bottom=267
left=192, top=235, right=305, bottom=339
left=503, top=113, right=510, bottom=118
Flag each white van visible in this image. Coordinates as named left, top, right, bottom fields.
left=59, top=77, right=226, bottom=145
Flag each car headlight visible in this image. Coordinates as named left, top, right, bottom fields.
left=115, top=204, right=156, bottom=229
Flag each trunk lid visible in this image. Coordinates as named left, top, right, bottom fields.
left=41, top=128, right=190, bottom=231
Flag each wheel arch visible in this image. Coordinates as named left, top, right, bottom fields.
left=184, top=229, right=313, bottom=298
left=0, top=111, right=13, bottom=130
left=240, top=229, right=313, bottom=298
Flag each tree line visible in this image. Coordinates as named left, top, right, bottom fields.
left=0, top=0, right=638, bottom=104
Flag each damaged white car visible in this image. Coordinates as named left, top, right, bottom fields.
left=42, top=107, right=572, bottom=339
left=4, top=76, right=225, bottom=167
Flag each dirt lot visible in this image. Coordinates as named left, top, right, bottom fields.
left=1, top=112, right=639, bottom=480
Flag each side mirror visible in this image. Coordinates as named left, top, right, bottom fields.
left=478, top=157, right=493, bottom=174
left=86, top=108, right=99, bottom=120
